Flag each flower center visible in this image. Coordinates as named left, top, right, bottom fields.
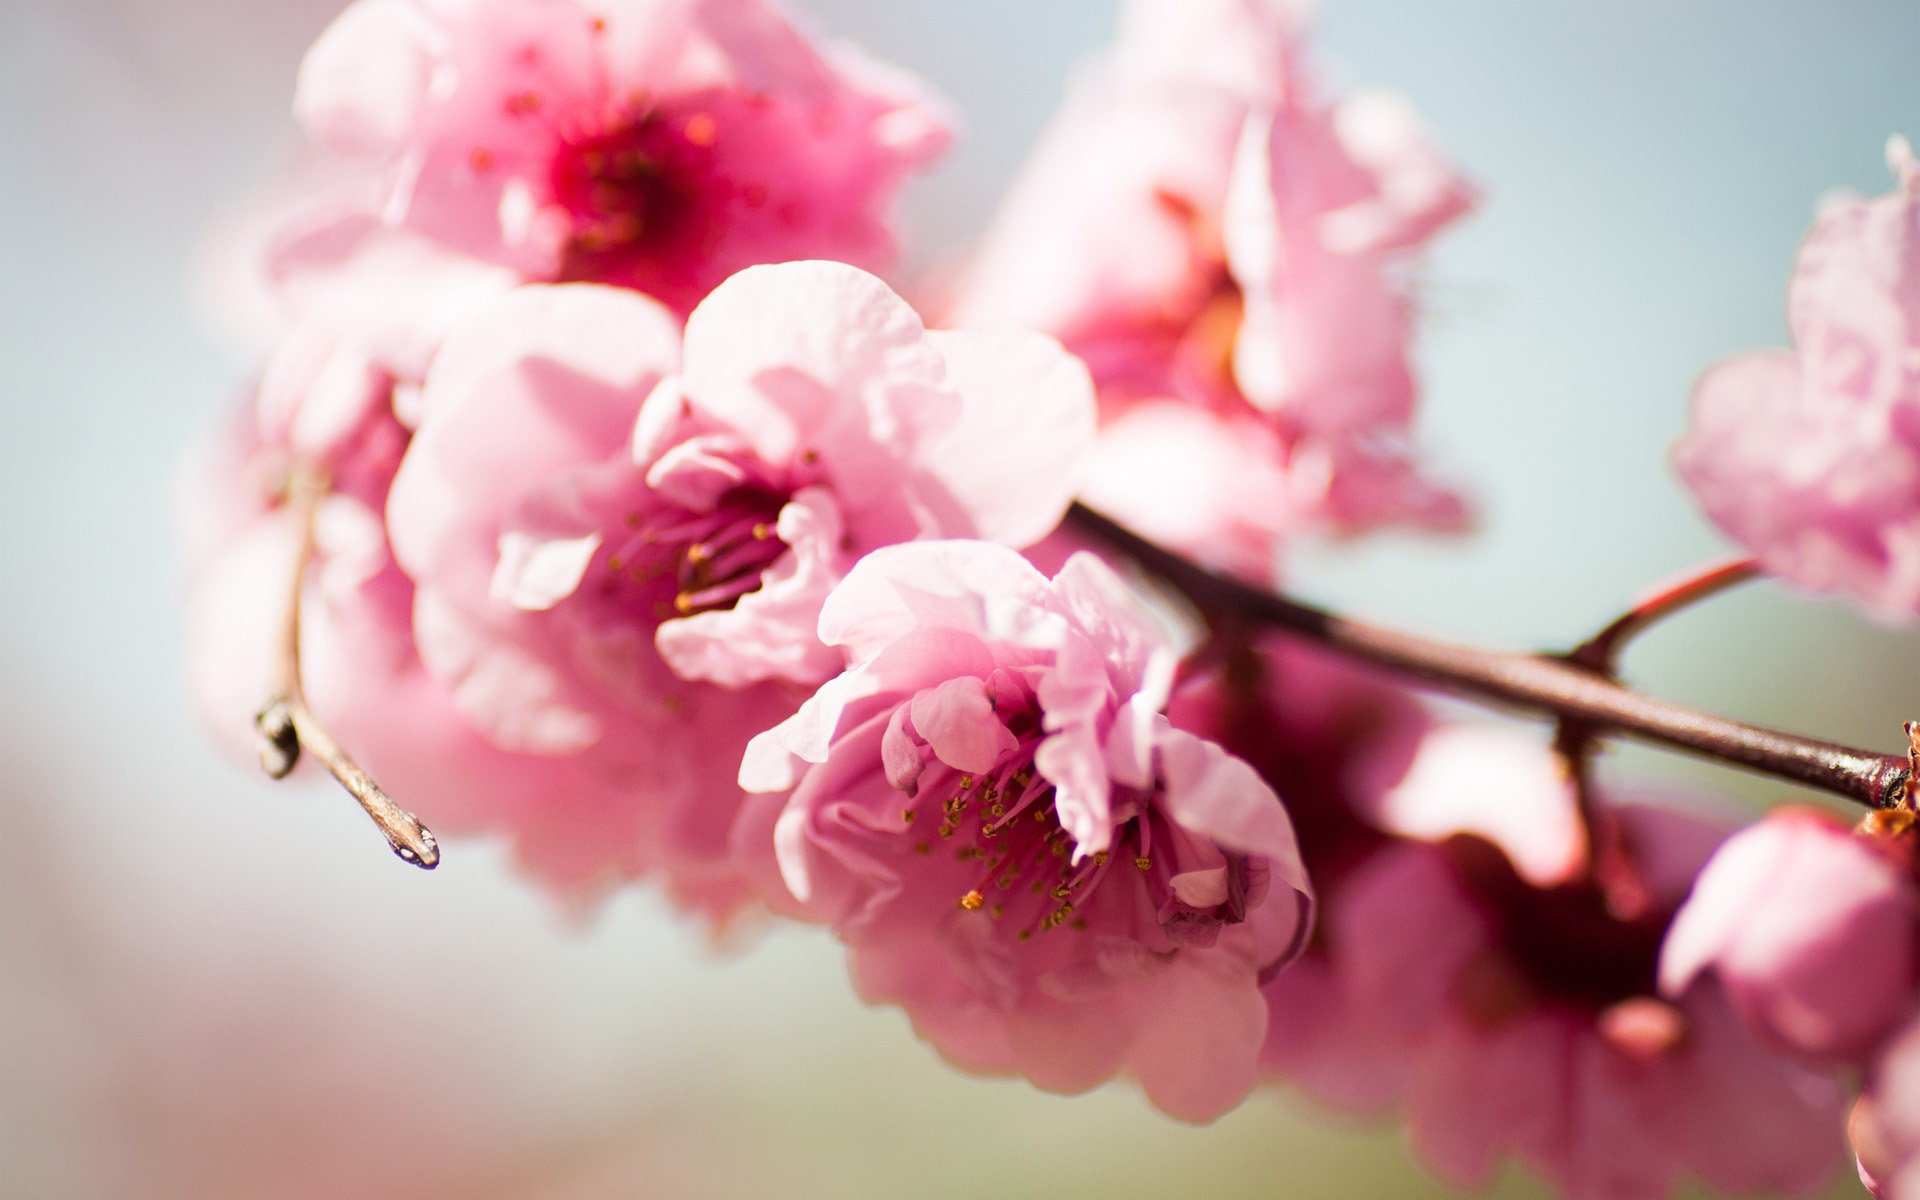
left=589, top=486, right=789, bottom=622
left=903, top=739, right=1241, bottom=945
left=549, top=107, right=723, bottom=281
left=1445, top=834, right=1670, bottom=1016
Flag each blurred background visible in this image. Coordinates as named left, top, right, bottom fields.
left=2, top=1, right=1917, bottom=1196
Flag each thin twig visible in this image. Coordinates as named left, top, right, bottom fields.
left=254, top=466, right=440, bottom=869
left=1554, top=554, right=1756, bottom=912
left=1567, top=555, right=1760, bottom=674
left=1066, top=504, right=1910, bottom=811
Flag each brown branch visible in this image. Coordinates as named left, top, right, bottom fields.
left=1067, top=504, right=1910, bottom=811
left=254, top=465, right=440, bottom=869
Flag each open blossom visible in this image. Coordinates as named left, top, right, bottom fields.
left=741, top=542, right=1313, bottom=1121
left=266, top=0, right=951, bottom=372
left=946, top=0, right=1472, bottom=577
left=1675, top=137, right=1920, bottom=619
left=1660, top=807, right=1920, bottom=1064
left=381, top=261, right=1091, bottom=899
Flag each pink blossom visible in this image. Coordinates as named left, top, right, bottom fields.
left=1856, top=1016, right=1920, bottom=1198
left=1675, top=137, right=1920, bottom=620
left=380, top=262, right=1090, bottom=895
left=742, top=542, right=1313, bottom=1121
left=1293, top=822, right=1849, bottom=1200
left=1403, top=806, right=1850, bottom=1200
left=945, top=0, right=1472, bottom=576
left=1660, top=807, right=1920, bottom=1064
left=267, top=0, right=951, bottom=373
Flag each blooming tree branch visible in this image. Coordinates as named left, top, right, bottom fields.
left=174, top=0, right=1920, bottom=1191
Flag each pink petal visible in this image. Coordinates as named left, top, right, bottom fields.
left=816, top=540, right=1048, bottom=663
left=293, top=0, right=437, bottom=156
left=387, top=283, right=681, bottom=602
left=489, top=530, right=601, bottom=611
left=1365, top=725, right=1587, bottom=887
left=678, top=260, right=950, bottom=472
left=1125, top=960, right=1269, bottom=1122
left=1154, top=724, right=1305, bottom=876
left=908, top=676, right=1017, bottom=773
left=916, top=328, right=1096, bottom=548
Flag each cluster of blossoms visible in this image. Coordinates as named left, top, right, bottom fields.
left=180, top=0, right=1920, bottom=1196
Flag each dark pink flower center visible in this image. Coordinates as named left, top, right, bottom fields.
left=549, top=106, right=725, bottom=284
left=584, top=485, right=789, bottom=622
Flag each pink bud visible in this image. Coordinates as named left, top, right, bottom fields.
left=1661, top=807, right=1920, bottom=1063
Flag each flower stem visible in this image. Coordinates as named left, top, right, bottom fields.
left=255, top=465, right=440, bottom=869
left=1066, top=504, right=1909, bottom=811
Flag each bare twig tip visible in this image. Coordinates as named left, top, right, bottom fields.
left=254, top=697, right=300, bottom=780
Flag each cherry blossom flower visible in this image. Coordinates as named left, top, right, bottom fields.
left=1660, top=807, right=1920, bottom=1064
left=378, top=262, right=1090, bottom=900
left=264, top=0, right=951, bottom=373
left=1282, top=795, right=1845, bottom=1199
left=1397, top=805, right=1848, bottom=1200
left=946, top=0, right=1472, bottom=577
left=1675, top=137, right=1920, bottom=620
left=741, top=542, right=1313, bottom=1121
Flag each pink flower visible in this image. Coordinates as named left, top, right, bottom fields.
left=1856, top=1016, right=1920, bottom=1198
left=945, top=0, right=1472, bottom=576
left=741, top=542, right=1313, bottom=1121
left=382, top=262, right=1091, bottom=896
left=267, top=0, right=951, bottom=372
left=1404, top=805, right=1850, bottom=1200
left=1675, top=137, right=1920, bottom=620
left=1660, top=807, right=1920, bottom=1064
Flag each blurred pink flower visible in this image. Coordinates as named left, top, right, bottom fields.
left=379, top=262, right=1089, bottom=901
left=742, top=542, right=1313, bottom=1120
left=1676, top=137, right=1920, bottom=620
left=1856, top=1016, right=1920, bottom=1198
left=1660, top=807, right=1920, bottom=1064
left=1396, top=806, right=1848, bottom=1200
left=946, top=0, right=1472, bottom=577
left=264, top=0, right=951, bottom=373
